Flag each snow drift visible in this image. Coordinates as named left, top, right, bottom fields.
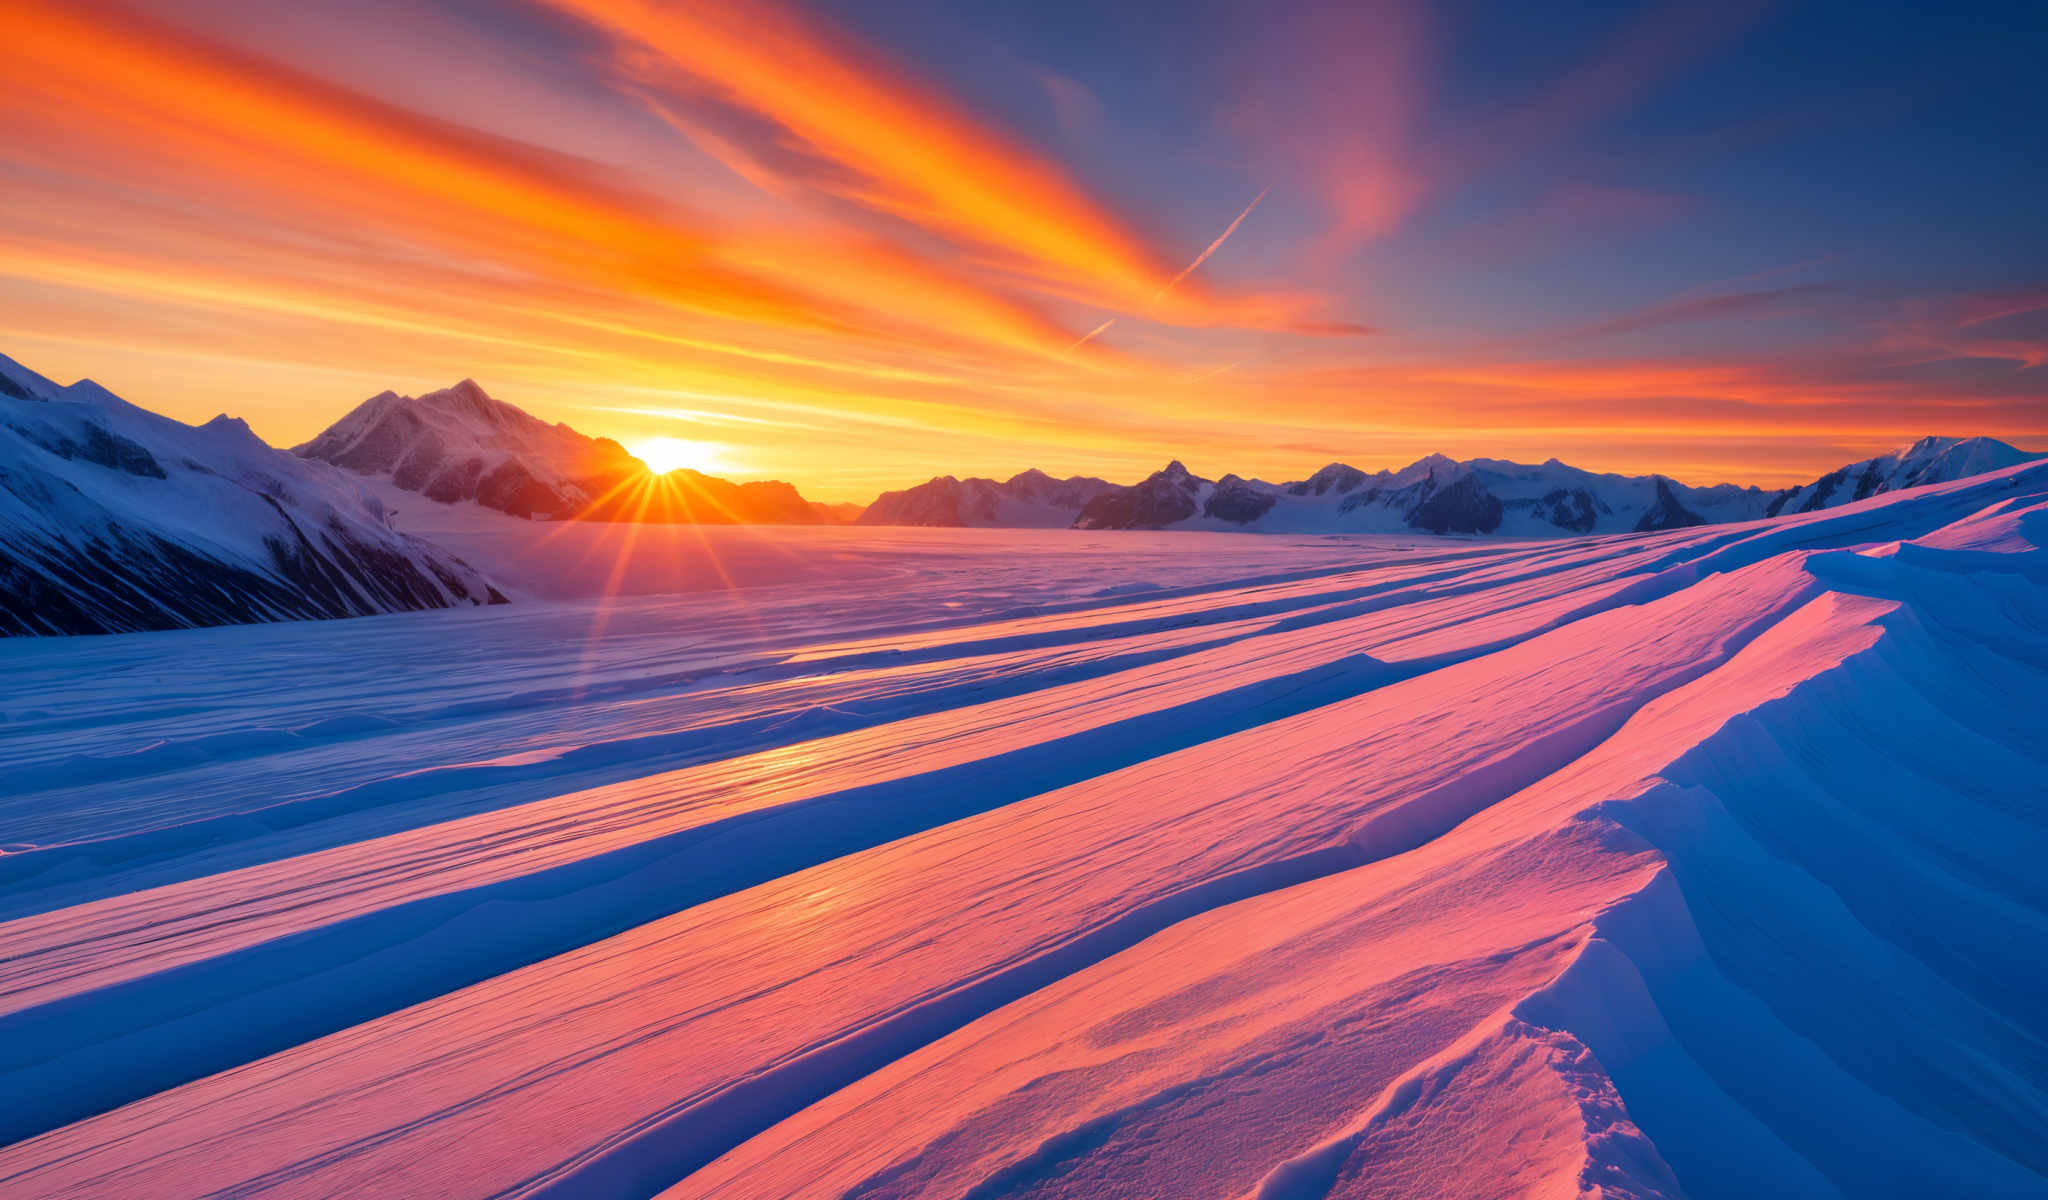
left=0, top=454, right=2042, bottom=1198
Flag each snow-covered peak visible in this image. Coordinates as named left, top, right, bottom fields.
left=296, top=381, right=636, bottom=519
left=299, top=380, right=833, bottom=524
left=882, top=437, right=2042, bottom=537
left=1765, top=435, right=2041, bottom=517
left=1884, top=435, right=2032, bottom=481
left=0, top=353, right=502, bottom=635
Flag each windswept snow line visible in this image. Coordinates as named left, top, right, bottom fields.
left=529, top=585, right=1824, bottom=1199
left=1243, top=1006, right=1683, bottom=1200
left=0, top=629, right=1249, bottom=900
left=547, top=582, right=1818, bottom=1200
left=656, top=575, right=2003, bottom=1200
left=507, top=704, right=1647, bottom=1200
left=1590, top=752, right=2048, bottom=1184
left=1518, top=539, right=2048, bottom=1195
left=780, top=534, right=1673, bottom=665
left=6, top=477, right=2044, bottom=1199
left=0, top=543, right=1563, bottom=894
left=0, top=650, right=1431, bottom=1144
left=1557, top=843, right=2048, bottom=1198
left=0, top=559, right=1823, bottom=1198
left=0, top=537, right=1758, bottom=1142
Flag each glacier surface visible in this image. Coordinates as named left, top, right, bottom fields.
left=0, top=459, right=2044, bottom=1198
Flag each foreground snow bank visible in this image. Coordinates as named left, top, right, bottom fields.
left=0, top=460, right=2043, bottom=1198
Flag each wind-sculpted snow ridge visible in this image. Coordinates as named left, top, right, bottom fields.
left=0, top=460, right=2043, bottom=1198
left=0, top=354, right=503, bottom=635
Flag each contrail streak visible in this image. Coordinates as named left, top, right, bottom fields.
left=1073, top=187, right=1269, bottom=353
left=1157, top=187, right=1269, bottom=301
left=1068, top=316, right=1118, bottom=352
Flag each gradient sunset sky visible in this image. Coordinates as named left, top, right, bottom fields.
left=4, top=0, right=2044, bottom=500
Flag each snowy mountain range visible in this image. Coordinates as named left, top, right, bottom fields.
left=0, top=355, right=502, bottom=636
left=857, top=469, right=1116, bottom=527
left=865, top=438, right=2043, bottom=535
left=297, top=381, right=842, bottom=525
left=3, top=346, right=2040, bottom=638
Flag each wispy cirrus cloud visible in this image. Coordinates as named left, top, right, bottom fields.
left=0, top=0, right=2039, bottom=503
left=0, top=0, right=1169, bottom=373
left=536, top=0, right=1346, bottom=335
left=1572, top=284, right=1835, bottom=339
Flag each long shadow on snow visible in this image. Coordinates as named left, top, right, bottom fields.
left=0, top=536, right=1670, bottom=910
left=0, top=514, right=1861, bottom=1144
left=0, top=645, right=1435, bottom=1144
left=502, top=577, right=1824, bottom=1200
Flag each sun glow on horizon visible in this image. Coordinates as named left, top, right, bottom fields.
left=630, top=435, right=723, bottom=476
left=0, top=0, right=2039, bottom=495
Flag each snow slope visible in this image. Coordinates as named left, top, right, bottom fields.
left=1764, top=434, right=2042, bottom=515
left=0, top=355, right=502, bottom=635
left=0, top=457, right=2042, bottom=1198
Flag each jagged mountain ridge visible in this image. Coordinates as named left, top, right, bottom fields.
left=861, top=438, right=2042, bottom=535
left=297, top=381, right=839, bottom=524
left=856, top=469, right=1116, bottom=527
left=0, top=354, right=502, bottom=636
left=1764, top=436, right=2041, bottom=516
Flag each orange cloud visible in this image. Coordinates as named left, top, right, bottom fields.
left=0, top=0, right=2038, bottom=507
left=0, top=0, right=1153, bottom=369
left=539, top=0, right=1334, bottom=332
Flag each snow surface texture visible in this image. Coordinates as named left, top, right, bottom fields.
left=0, top=356, right=502, bottom=635
left=1, top=458, right=2045, bottom=1198
left=864, top=440, right=2042, bottom=534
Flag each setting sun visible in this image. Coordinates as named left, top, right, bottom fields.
left=630, top=435, right=718, bottom=476
left=2, top=0, right=2042, bottom=1194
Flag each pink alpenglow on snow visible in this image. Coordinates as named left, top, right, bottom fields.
left=1, top=455, right=2045, bottom=1198
left=4, top=0, right=2045, bottom=1189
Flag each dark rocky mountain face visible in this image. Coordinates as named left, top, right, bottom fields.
left=1204, top=475, right=1278, bottom=524
left=1511, top=488, right=1602, bottom=534
left=1406, top=472, right=1505, bottom=534
left=0, top=354, right=503, bottom=637
left=1632, top=476, right=1709, bottom=532
left=1074, top=461, right=1202, bottom=530
left=1, top=518, right=501, bottom=637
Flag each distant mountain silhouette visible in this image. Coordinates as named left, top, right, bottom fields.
left=297, top=380, right=844, bottom=524
left=857, top=468, right=1115, bottom=527
left=861, top=438, right=2043, bottom=535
